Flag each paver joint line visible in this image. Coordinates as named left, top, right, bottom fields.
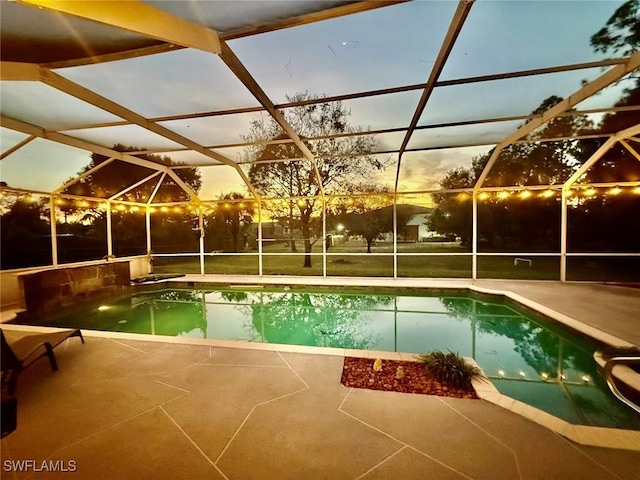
left=158, top=406, right=229, bottom=480
left=338, top=389, right=474, bottom=479
left=557, top=432, right=630, bottom=480
left=353, top=445, right=407, bottom=480
left=437, top=397, right=523, bottom=480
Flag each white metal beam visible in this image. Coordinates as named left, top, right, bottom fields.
left=0, top=115, right=200, bottom=201
left=620, top=139, right=640, bottom=163
left=218, top=41, right=324, bottom=196
left=475, top=51, right=640, bottom=190
left=2, top=115, right=159, bottom=169
left=397, top=0, right=474, bottom=159
left=395, top=0, right=474, bottom=193
left=148, top=173, right=167, bottom=205
left=38, top=67, right=258, bottom=199
left=16, top=0, right=221, bottom=54
left=38, top=2, right=404, bottom=69
left=564, top=123, right=640, bottom=188
left=53, top=157, right=117, bottom=194
left=0, top=135, right=36, bottom=160
left=109, top=171, right=163, bottom=201
left=0, top=61, right=41, bottom=81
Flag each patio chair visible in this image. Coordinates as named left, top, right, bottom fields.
left=0, top=328, right=84, bottom=395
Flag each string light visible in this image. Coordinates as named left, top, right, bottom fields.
left=519, top=190, right=532, bottom=199
left=498, top=191, right=510, bottom=200
left=540, top=189, right=554, bottom=198
left=609, top=186, right=621, bottom=195
left=584, top=188, right=597, bottom=197
left=478, top=192, right=489, bottom=200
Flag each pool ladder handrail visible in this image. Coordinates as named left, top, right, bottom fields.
left=602, top=354, right=640, bottom=415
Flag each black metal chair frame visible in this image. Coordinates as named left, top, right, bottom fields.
left=1, top=328, right=84, bottom=396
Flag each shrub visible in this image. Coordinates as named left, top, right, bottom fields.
left=417, top=350, right=482, bottom=390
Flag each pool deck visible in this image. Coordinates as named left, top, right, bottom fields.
left=1, top=278, right=640, bottom=479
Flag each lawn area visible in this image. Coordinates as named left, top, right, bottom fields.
left=150, top=239, right=639, bottom=281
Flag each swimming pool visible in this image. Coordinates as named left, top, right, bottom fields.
left=14, top=285, right=640, bottom=430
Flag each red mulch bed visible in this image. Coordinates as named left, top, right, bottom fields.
left=341, top=357, right=478, bottom=399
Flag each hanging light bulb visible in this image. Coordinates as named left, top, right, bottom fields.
left=541, top=189, right=554, bottom=198
left=519, top=190, right=532, bottom=199
left=609, top=186, right=622, bottom=195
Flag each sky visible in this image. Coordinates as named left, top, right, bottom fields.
left=0, top=0, right=631, bottom=201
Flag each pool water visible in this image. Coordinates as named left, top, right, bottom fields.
left=17, top=285, right=640, bottom=430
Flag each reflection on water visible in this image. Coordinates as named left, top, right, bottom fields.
left=25, top=286, right=640, bottom=430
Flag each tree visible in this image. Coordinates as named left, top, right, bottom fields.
left=590, top=0, right=639, bottom=57
left=230, top=290, right=394, bottom=348
left=243, top=92, right=390, bottom=267
left=204, top=193, right=255, bottom=252
left=331, top=186, right=391, bottom=254
left=428, top=167, right=476, bottom=246
left=60, top=145, right=202, bottom=256
left=0, top=196, right=53, bottom=268
left=328, top=183, right=414, bottom=253
left=428, top=96, right=591, bottom=250
left=64, top=144, right=201, bottom=202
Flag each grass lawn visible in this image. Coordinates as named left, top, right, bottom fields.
left=150, top=239, right=639, bottom=282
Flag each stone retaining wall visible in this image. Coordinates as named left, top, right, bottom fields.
left=18, top=262, right=130, bottom=315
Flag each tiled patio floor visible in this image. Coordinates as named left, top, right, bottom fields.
left=2, top=332, right=640, bottom=480
left=2, top=279, right=640, bottom=479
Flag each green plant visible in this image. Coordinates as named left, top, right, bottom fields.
left=417, top=350, right=482, bottom=390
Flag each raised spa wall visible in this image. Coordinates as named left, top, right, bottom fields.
left=17, top=262, right=131, bottom=315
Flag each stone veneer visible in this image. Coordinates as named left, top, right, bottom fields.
left=18, top=262, right=130, bottom=315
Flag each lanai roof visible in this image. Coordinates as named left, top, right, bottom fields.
left=1, top=0, right=639, bottom=204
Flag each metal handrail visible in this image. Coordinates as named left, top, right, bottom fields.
left=603, top=356, right=640, bottom=414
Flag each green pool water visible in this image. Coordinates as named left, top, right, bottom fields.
left=17, top=285, right=640, bottom=431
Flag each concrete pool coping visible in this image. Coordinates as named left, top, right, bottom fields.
left=2, top=276, right=639, bottom=452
